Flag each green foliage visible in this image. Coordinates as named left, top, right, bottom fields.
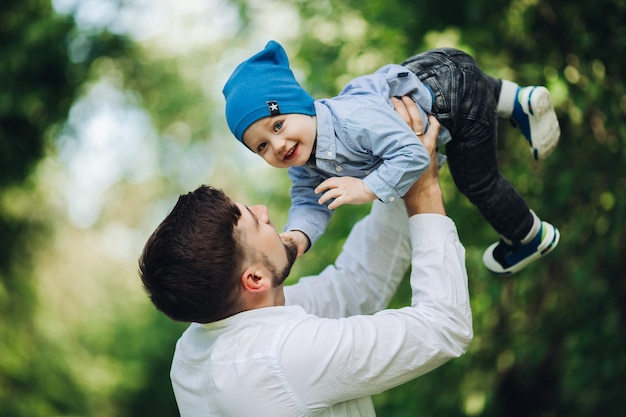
left=92, top=311, right=185, bottom=417
left=0, top=0, right=137, bottom=416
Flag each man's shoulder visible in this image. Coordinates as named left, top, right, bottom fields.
left=175, top=306, right=309, bottom=352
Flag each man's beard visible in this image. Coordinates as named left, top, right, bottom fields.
left=269, top=240, right=298, bottom=287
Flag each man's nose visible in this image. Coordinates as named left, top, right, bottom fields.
left=250, top=205, right=270, bottom=224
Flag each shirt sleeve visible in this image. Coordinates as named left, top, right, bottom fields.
left=346, top=105, right=432, bottom=203
left=284, top=166, right=333, bottom=248
left=281, top=212, right=472, bottom=411
left=336, top=69, right=433, bottom=203
left=284, top=198, right=411, bottom=317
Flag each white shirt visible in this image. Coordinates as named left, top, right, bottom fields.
left=170, top=200, right=472, bottom=417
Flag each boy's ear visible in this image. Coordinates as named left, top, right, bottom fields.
left=240, top=265, right=271, bottom=293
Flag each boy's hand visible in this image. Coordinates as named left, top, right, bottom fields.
left=315, top=177, right=377, bottom=210
left=280, top=230, right=310, bottom=258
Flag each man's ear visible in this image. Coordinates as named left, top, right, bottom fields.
left=240, top=265, right=271, bottom=293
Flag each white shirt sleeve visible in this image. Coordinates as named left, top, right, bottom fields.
left=284, top=198, right=412, bottom=318
left=280, top=212, right=473, bottom=411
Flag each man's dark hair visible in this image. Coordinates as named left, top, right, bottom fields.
left=138, top=185, right=246, bottom=323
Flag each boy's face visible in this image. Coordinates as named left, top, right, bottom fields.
left=242, top=114, right=317, bottom=169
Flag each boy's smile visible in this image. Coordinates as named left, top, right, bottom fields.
left=284, top=144, right=298, bottom=161
left=242, top=114, right=317, bottom=169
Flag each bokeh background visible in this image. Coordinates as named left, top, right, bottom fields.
left=2, top=0, right=625, bottom=416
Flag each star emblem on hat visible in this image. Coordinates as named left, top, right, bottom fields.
left=267, top=101, right=280, bottom=115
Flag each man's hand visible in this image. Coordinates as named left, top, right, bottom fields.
left=391, top=96, right=425, bottom=136
left=403, top=114, right=444, bottom=216
left=315, top=177, right=377, bottom=210
left=392, top=96, right=445, bottom=216
left=280, top=230, right=310, bottom=258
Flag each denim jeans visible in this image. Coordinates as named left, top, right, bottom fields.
left=402, top=48, right=532, bottom=241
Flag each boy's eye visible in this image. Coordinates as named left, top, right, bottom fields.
left=257, top=142, right=267, bottom=153
left=273, top=121, right=283, bottom=132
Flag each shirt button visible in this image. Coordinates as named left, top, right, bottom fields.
left=326, top=151, right=332, bottom=157
left=389, top=197, right=395, bottom=202
left=335, top=166, right=343, bottom=172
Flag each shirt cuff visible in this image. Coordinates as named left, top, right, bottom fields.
left=363, top=173, right=403, bottom=204
left=409, top=213, right=458, bottom=245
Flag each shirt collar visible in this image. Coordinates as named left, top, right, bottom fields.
left=200, top=305, right=305, bottom=330
left=313, top=101, right=336, bottom=160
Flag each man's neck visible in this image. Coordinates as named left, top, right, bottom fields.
left=239, top=285, right=286, bottom=312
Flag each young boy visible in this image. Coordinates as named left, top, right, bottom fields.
left=222, top=41, right=560, bottom=274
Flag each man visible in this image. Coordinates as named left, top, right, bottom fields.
left=139, top=106, right=472, bottom=416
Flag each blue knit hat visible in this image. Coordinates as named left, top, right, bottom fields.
left=223, top=41, right=316, bottom=143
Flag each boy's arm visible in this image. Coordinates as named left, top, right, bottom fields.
left=326, top=102, right=431, bottom=207
left=284, top=166, right=334, bottom=251
left=314, top=96, right=428, bottom=210
left=358, top=104, right=432, bottom=203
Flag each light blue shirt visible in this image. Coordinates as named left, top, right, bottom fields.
left=285, top=64, right=452, bottom=246
left=170, top=200, right=472, bottom=417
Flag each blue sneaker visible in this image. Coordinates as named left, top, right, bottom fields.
left=483, top=221, right=560, bottom=275
left=511, top=86, right=560, bottom=160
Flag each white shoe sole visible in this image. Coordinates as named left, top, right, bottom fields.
left=483, top=222, right=560, bottom=275
left=522, top=86, right=561, bottom=160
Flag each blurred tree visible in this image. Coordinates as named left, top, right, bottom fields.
left=0, top=0, right=137, bottom=415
